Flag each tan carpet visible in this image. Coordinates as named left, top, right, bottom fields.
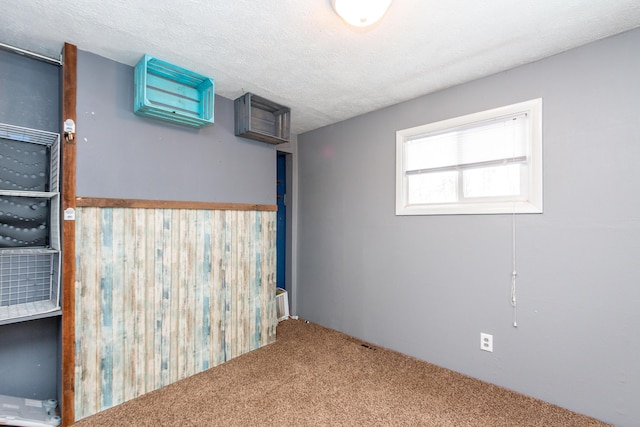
left=72, top=319, right=610, bottom=426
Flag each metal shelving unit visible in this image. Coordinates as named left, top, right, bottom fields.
left=0, top=123, right=61, bottom=325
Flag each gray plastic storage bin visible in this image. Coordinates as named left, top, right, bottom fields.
left=0, top=394, right=60, bottom=426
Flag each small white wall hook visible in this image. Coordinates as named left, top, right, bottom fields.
left=64, top=118, right=75, bottom=142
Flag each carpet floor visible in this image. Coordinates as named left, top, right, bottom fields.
left=72, top=319, right=611, bottom=426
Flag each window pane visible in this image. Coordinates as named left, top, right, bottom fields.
left=406, top=133, right=459, bottom=171
left=407, top=171, right=458, bottom=204
left=458, top=118, right=527, bottom=166
left=405, top=115, right=527, bottom=171
left=462, top=164, right=522, bottom=198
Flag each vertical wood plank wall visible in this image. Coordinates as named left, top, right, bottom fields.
left=74, top=205, right=276, bottom=420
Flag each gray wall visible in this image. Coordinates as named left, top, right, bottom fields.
left=297, top=28, right=640, bottom=426
left=0, top=49, right=61, bottom=400
left=77, top=50, right=275, bottom=204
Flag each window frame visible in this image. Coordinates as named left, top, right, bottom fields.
left=395, top=98, right=543, bottom=216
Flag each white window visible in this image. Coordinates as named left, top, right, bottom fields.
left=396, top=99, right=543, bottom=215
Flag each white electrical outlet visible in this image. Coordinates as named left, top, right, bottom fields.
left=481, top=333, right=493, bottom=352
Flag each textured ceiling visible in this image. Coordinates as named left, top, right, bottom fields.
left=1, top=0, right=640, bottom=134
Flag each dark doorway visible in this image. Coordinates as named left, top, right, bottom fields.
left=276, top=152, right=287, bottom=290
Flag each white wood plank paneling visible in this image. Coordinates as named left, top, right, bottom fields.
left=74, top=207, right=276, bottom=420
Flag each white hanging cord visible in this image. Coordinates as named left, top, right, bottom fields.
left=510, top=208, right=518, bottom=328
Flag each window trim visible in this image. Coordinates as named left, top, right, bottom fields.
left=396, top=98, right=543, bottom=216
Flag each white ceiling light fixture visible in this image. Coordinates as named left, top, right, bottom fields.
left=331, top=0, right=393, bottom=27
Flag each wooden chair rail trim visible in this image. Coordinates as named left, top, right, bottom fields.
left=76, top=196, right=277, bottom=212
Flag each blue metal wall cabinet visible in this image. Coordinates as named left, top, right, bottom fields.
left=134, top=54, right=214, bottom=128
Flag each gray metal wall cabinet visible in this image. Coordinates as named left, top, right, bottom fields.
left=234, top=93, right=291, bottom=144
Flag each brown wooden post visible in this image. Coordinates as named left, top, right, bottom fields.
left=61, top=42, right=77, bottom=427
